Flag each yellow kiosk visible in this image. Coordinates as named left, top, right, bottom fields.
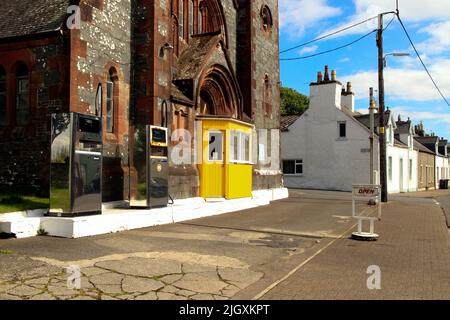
left=197, top=116, right=253, bottom=200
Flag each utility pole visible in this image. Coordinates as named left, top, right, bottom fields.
left=377, top=14, right=388, bottom=202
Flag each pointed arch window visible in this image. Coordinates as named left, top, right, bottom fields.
left=264, top=74, right=272, bottom=115
left=16, top=64, right=29, bottom=126
left=189, top=0, right=194, bottom=36
left=106, top=69, right=117, bottom=133
left=198, top=5, right=203, bottom=34
left=0, top=66, right=6, bottom=127
left=179, top=0, right=184, bottom=39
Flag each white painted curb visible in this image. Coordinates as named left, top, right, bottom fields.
left=0, top=188, right=289, bottom=239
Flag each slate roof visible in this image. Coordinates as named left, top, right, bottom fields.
left=171, top=84, right=194, bottom=106
left=353, top=111, right=391, bottom=129
left=280, top=115, right=301, bottom=132
left=413, top=139, right=435, bottom=155
left=174, top=32, right=222, bottom=81
left=0, top=0, right=70, bottom=39
left=395, top=120, right=411, bottom=134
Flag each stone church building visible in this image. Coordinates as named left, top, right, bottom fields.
left=0, top=0, right=282, bottom=204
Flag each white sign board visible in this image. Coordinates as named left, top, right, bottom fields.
left=352, top=184, right=381, bottom=220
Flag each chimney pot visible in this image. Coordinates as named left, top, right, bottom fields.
left=317, top=72, right=323, bottom=83
left=331, top=70, right=336, bottom=81
left=324, top=65, right=330, bottom=81
left=346, top=82, right=352, bottom=93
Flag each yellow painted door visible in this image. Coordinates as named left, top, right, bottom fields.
left=203, top=130, right=225, bottom=198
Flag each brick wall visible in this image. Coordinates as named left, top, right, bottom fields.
left=74, top=0, right=132, bottom=201
left=0, top=37, right=70, bottom=196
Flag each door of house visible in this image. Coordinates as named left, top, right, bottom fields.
left=203, top=130, right=225, bottom=198
left=399, top=158, right=404, bottom=192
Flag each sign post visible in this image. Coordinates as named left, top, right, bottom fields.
left=352, top=184, right=382, bottom=241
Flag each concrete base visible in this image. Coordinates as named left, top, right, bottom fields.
left=351, top=232, right=379, bottom=241
left=0, top=188, right=289, bottom=239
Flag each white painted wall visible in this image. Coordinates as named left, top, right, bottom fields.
left=281, top=82, right=379, bottom=192
left=386, top=145, right=418, bottom=193
left=436, top=155, right=450, bottom=188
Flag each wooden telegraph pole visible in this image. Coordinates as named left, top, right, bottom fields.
left=377, top=14, right=388, bottom=203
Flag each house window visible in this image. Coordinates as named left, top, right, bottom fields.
left=338, top=121, right=346, bottom=138
left=409, top=159, right=413, bottom=180
left=283, top=160, right=303, bottom=175
left=230, top=131, right=251, bottom=163
left=0, top=66, right=6, bottom=127
left=16, top=64, right=29, bottom=126
left=189, top=0, right=194, bottom=36
left=179, top=0, right=184, bottom=39
left=106, top=69, right=117, bottom=133
left=388, top=156, right=393, bottom=181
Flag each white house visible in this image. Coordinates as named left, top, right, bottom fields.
left=281, top=67, right=379, bottom=192
left=281, top=66, right=419, bottom=193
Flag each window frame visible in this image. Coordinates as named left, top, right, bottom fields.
left=15, top=64, right=30, bottom=127
left=208, top=131, right=224, bottom=163
left=338, top=121, right=347, bottom=139
left=283, top=159, right=303, bottom=176
left=106, top=76, right=114, bottom=133
left=388, top=156, right=393, bottom=181
left=230, top=130, right=252, bottom=164
left=0, top=66, right=6, bottom=127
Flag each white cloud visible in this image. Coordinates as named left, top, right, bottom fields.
left=339, top=57, right=351, bottom=63
left=279, top=0, right=342, bottom=39
left=417, top=21, right=450, bottom=56
left=320, top=0, right=450, bottom=39
left=299, top=45, right=319, bottom=55
left=340, top=59, right=450, bottom=102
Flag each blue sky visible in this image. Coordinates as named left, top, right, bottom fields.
left=279, top=0, right=450, bottom=139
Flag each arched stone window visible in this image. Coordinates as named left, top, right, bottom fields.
left=16, top=63, right=29, bottom=126
left=189, top=0, right=194, bottom=37
left=179, top=0, right=184, bottom=39
left=0, top=66, right=6, bottom=127
left=260, top=5, right=273, bottom=32
left=172, top=16, right=179, bottom=55
left=106, top=68, right=118, bottom=133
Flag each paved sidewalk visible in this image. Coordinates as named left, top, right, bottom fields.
left=262, top=197, right=450, bottom=300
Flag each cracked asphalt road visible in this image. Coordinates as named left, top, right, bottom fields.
left=0, top=190, right=378, bottom=300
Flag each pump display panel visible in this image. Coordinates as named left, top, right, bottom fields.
left=150, top=126, right=168, bottom=147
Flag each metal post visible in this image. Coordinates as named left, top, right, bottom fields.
left=369, top=87, right=375, bottom=185
left=377, top=14, right=388, bottom=202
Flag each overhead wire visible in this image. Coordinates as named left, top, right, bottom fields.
left=396, top=14, right=450, bottom=107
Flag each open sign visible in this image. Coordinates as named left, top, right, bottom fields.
left=353, top=185, right=380, bottom=198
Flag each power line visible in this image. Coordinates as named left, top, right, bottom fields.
left=280, top=29, right=377, bottom=61
left=280, top=15, right=379, bottom=54
left=396, top=14, right=450, bottom=107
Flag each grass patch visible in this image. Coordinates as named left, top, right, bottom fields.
left=0, top=249, right=14, bottom=255
left=0, top=195, right=49, bottom=214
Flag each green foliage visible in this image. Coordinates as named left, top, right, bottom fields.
left=0, top=249, right=14, bottom=255
left=280, top=87, right=309, bottom=115
left=0, top=195, right=49, bottom=214
left=37, top=228, right=49, bottom=236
